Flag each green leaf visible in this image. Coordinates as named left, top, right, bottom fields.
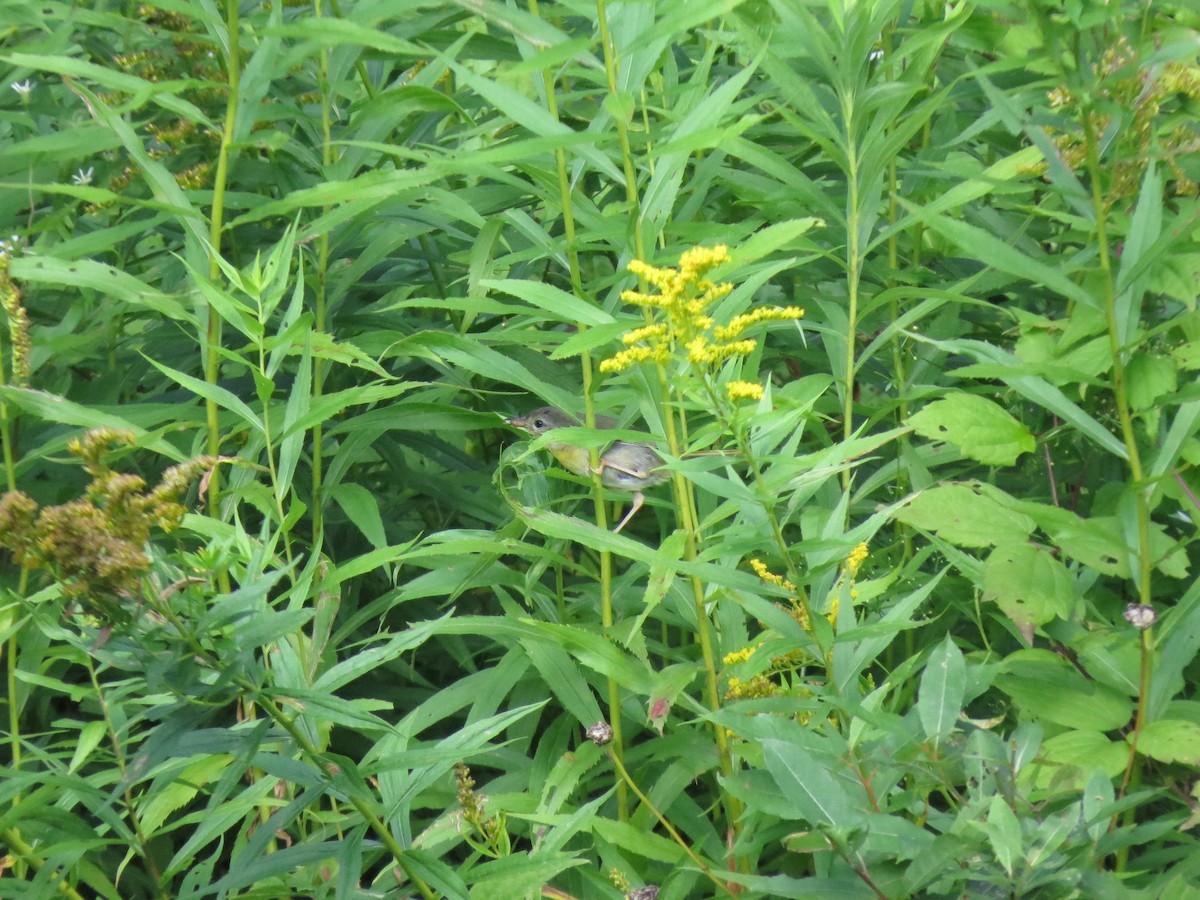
left=1039, top=731, right=1126, bottom=778
left=730, top=218, right=823, bottom=266
left=10, top=255, right=196, bottom=325
left=0, top=387, right=186, bottom=460
left=1039, top=513, right=1131, bottom=578
left=481, top=278, right=614, bottom=327
left=144, top=356, right=265, bottom=436
left=995, top=650, right=1132, bottom=731
left=467, top=853, right=588, bottom=900
left=761, top=737, right=859, bottom=828
left=908, top=392, right=1035, bottom=466
left=983, top=542, right=1075, bottom=633
left=330, top=482, right=387, bottom=549
left=906, top=204, right=1099, bottom=309
left=896, top=482, right=1035, bottom=548
left=981, top=796, right=1022, bottom=878
left=1134, top=720, right=1200, bottom=767
left=918, top=635, right=965, bottom=749
left=1125, top=353, right=1177, bottom=411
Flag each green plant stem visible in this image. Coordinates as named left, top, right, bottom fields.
left=311, top=0, right=334, bottom=547
left=327, top=0, right=375, bottom=99
left=4, top=567, right=29, bottom=881
left=607, top=750, right=736, bottom=897
left=1081, top=103, right=1154, bottom=867
left=840, top=109, right=862, bottom=499
left=528, top=0, right=626, bottom=819
left=250, top=690, right=437, bottom=899
left=0, top=396, right=13, bottom=494
left=204, top=0, right=242, bottom=518
left=0, top=827, right=87, bottom=900
left=1121, top=625, right=1153, bottom=794
left=661, top=402, right=744, bottom=863
left=255, top=337, right=296, bottom=575
left=86, top=659, right=169, bottom=899
left=596, top=0, right=645, bottom=262
left=594, top=0, right=740, bottom=846
left=1080, top=109, right=1152, bottom=606
left=595, top=0, right=649, bottom=823
left=144, top=597, right=436, bottom=899
left=1114, top=624, right=1153, bottom=868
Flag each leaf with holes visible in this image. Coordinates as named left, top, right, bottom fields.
left=909, top=392, right=1035, bottom=466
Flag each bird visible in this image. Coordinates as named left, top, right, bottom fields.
left=505, top=406, right=670, bottom=533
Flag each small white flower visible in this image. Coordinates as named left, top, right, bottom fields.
left=11, top=80, right=35, bottom=96
left=0, top=234, right=22, bottom=256
left=868, top=49, right=885, bottom=63
left=72, top=166, right=94, bottom=186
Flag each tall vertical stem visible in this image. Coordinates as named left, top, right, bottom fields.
left=204, top=0, right=242, bottom=517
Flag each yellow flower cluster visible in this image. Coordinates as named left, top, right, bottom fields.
left=725, top=674, right=779, bottom=700
left=846, top=542, right=868, bottom=578
left=601, top=344, right=668, bottom=372
left=685, top=336, right=756, bottom=366
left=750, top=557, right=794, bottom=593
left=601, top=245, right=734, bottom=374
left=725, top=380, right=764, bottom=402
left=713, top=306, right=805, bottom=342
left=722, top=645, right=757, bottom=666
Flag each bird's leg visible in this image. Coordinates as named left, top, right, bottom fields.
left=595, top=457, right=648, bottom=480
left=612, top=491, right=645, bottom=534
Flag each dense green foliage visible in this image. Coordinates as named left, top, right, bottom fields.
left=2, top=1, right=1200, bottom=897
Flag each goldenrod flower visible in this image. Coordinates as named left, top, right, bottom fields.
left=846, top=541, right=868, bottom=578
left=723, top=645, right=757, bottom=666
left=726, top=381, right=763, bottom=402
left=603, top=244, right=805, bottom=414
left=621, top=323, right=667, bottom=345
left=714, top=306, right=804, bottom=341
left=750, top=557, right=795, bottom=593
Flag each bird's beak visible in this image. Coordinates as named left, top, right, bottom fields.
left=505, top=415, right=529, bottom=429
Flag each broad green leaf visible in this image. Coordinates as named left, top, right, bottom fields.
left=520, top=639, right=605, bottom=726
left=896, top=482, right=1035, bottom=548
left=995, top=650, right=1132, bottom=731
left=1040, top=513, right=1131, bottom=577
left=1125, top=353, right=1177, bottom=411
left=1039, top=731, right=1126, bottom=777
left=591, top=818, right=689, bottom=865
left=982, top=796, right=1022, bottom=878
left=144, top=356, right=265, bottom=436
left=906, top=204, right=1098, bottom=309
left=761, top=737, right=859, bottom=828
left=983, top=542, right=1075, bottom=632
left=908, top=335, right=1127, bottom=460
left=0, top=387, right=186, bottom=460
left=467, top=853, right=588, bottom=900
left=908, top=392, right=1035, bottom=466
left=1135, top=720, right=1200, bottom=766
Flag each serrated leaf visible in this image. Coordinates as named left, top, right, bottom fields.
left=909, top=392, right=1035, bottom=465
left=1043, top=515, right=1131, bottom=577
left=1125, top=353, right=1177, bottom=411
left=983, top=542, right=1075, bottom=631
left=1134, top=720, right=1200, bottom=766
left=896, top=482, right=1035, bottom=548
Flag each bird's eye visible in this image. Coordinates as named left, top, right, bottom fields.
left=533, top=418, right=546, bottom=429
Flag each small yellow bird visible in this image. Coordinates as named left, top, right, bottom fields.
left=506, top=406, right=670, bottom=533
